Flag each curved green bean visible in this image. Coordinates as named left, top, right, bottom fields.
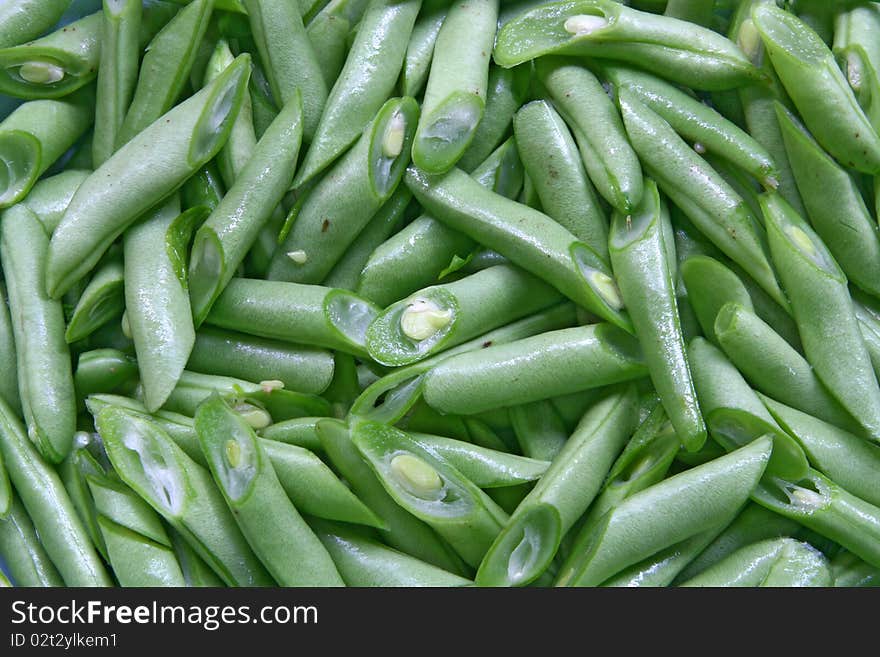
left=0, top=492, right=64, bottom=587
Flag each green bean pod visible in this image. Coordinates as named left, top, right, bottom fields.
left=556, top=436, right=773, bottom=587
left=205, top=278, right=379, bottom=357
left=350, top=303, right=577, bottom=424
left=476, top=386, right=638, bottom=586
left=351, top=419, right=507, bottom=568
left=0, top=88, right=94, bottom=208
left=0, top=12, right=101, bottom=99
left=509, top=399, right=569, bottom=462
left=409, top=432, right=549, bottom=489
left=181, top=163, right=224, bottom=213
left=160, top=370, right=331, bottom=421
left=761, top=396, right=880, bottom=509
left=513, top=100, right=607, bottom=259
left=259, top=417, right=324, bottom=452
left=356, top=138, right=522, bottom=306
left=751, top=2, right=880, bottom=174
left=0, top=283, right=19, bottom=413
left=493, top=0, right=761, bottom=91
left=406, top=166, right=631, bottom=331
left=0, top=492, right=64, bottom=586
left=294, top=0, right=421, bottom=187
left=87, top=474, right=187, bottom=587
left=761, top=191, right=880, bottom=442
left=97, top=404, right=274, bottom=585
left=399, top=0, right=447, bottom=97
left=46, top=55, right=251, bottom=299
left=269, top=97, right=419, bottom=283
left=20, top=168, right=88, bottom=234
left=188, top=91, right=303, bottom=325
left=688, top=336, right=808, bottom=480
left=65, top=254, right=124, bottom=344
left=366, top=264, right=561, bottom=367
left=316, top=418, right=468, bottom=574
left=410, top=0, right=498, bottom=174
left=536, top=57, right=642, bottom=213
left=831, top=550, right=880, bottom=588
left=679, top=537, right=831, bottom=587
left=194, top=396, right=343, bottom=586
left=0, top=0, right=73, bottom=49
left=169, top=529, right=224, bottom=587
left=92, top=0, right=141, bottom=166
left=714, top=303, right=859, bottom=434
left=188, top=327, right=334, bottom=395
left=775, top=103, right=880, bottom=297
left=753, top=469, right=880, bottom=569
left=313, top=518, right=472, bottom=587
left=663, top=0, right=713, bottom=25
left=0, top=397, right=111, bottom=586
left=618, top=89, right=786, bottom=311
left=74, top=349, right=139, bottom=399
left=833, top=4, right=880, bottom=132
left=609, top=180, right=705, bottom=451
left=602, top=64, right=777, bottom=187
left=244, top=0, right=326, bottom=140
left=681, top=255, right=755, bottom=345
left=304, top=0, right=368, bottom=86
left=423, top=324, right=646, bottom=416
left=456, top=65, right=530, bottom=174
left=1, top=205, right=76, bottom=463
left=674, top=502, right=802, bottom=583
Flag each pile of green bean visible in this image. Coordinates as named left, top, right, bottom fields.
left=0, top=0, right=879, bottom=589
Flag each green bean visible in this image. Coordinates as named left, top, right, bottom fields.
left=0, top=88, right=94, bottom=208
left=400, top=0, right=448, bottom=98
left=304, top=0, right=368, bottom=87
left=45, top=54, right=251, bottom=298
left=513, top=100, right=607, bottom=259
left=753, top=469, right=880, bottom=569
left=610, top=179, right=705, bottom=451
left=751, top=2, right=880, bottom=174
left=0, top=283, right=18, bottom=414
left=244, top=0, right=326, bottom=140
left=194, top=396, right=343, bottom=586
left=833, top=4, right=880, bottom=132
left=688, top=336, right=808, bottom=480
left=169, top=529, right=224, bottom=586
left=761, top=191, right=880, bottom=442
left=294, top=0, right=421, bottom=188
left=160, top=370, right=331, bottom=421
left=316, top=418, right=468, bottom=574
left=681, top=255, right=754, bottom=345
left=663, top=0, right=713, bottom=26
left=322, top=188, right=412, bottom=292
left=65, top=252, right=125, bottom=343
left=618, top=88, right=786, bottom=311
left=456, top=65, right=530, bottom=174
left=19, top=168, right=88, bottom=233
left=0, top=0, right=73, bottom=49
left=0, top=492, right=64, bottom=586
left=423, top=324, right=646, bottom=416
left=350, top=303, right=577, bottom=424
left=536, top=57, right=643, bottom=213
left=188, top=327, right=334, bottom=395
left=206, top=278, right=379, bottom=357
left=775, top=103, right=880, bottom=298
left=476, top=385, right=638, bottom=586
left=678, top=537, right=831, bottom=587
left=493, top=0, right=761, bottom=91
left=0, top=397, right=111, bottom=586
left=406, top=167, right=632, bottom=331
left=761, top=396, right=880, bottom=509
left=351, top=419, right=507, bottom=568
left=357, top=138, right=522, bottom=306
left=830, top=550, right=880, bottom=588
left=74, top=349, right=139, bottom=399
left=509, top=399, right=569, bottom=462
left=97, top=404, right=274, bottom=585
left=188, top=92, right=303, bottom=325
left=56, top=439, right=110, bottom=562
left=410, top=0, right=498, bottom=174
left=87, top=473, right=187, bottom=586
left=92, top=0, right=141, bottom=166
left=181, top=163, right=224, bottom=213
left=269, top=97, right=419, bottom=283
left=674, top=502, right=802, bottom=583
left=366, top=264, right=561, bottom=367
left=601, top=64, right=778, bottom=188
left=1, top=205, right=76, bottom=463
left=259, top=417, right=324, bottom=453
left=556, top=436, right=772, bottom=587
left=312, top=518, right=472, bottom=587
left=117, top=0, right=214, bottom=148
